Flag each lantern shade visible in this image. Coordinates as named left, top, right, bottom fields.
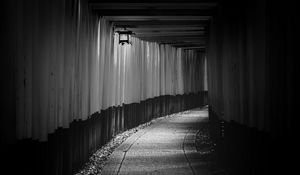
left=119, top=33, right=129, bottom=43
left=117, top=30, right=133, bottom=45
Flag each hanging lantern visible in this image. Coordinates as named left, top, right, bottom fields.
left=116, top=28, right=133, bottom=45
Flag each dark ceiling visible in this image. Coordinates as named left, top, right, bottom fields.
left=89, top=0, right=218, bottom=50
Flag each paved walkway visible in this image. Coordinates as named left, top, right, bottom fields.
left=103, top=107, right=211, bottom=175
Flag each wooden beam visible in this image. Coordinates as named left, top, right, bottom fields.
left=130, top=29, right=206, bottom=34
left=117, top=24, right=206, bottom=29
left=134, top=31, right=205, bottom=36
left=137, top=35, right=207, bottom=39
left=94, top=9, right=215, bottom=16
left=112, top=20, right=209, bottom=27
left=90, top=2, right=218, bottom=10
left=89, top=1, right=215, bottom=48
left=89, top=0, right=217, bottom=3
left=137, top=36, right=207, bottom=43
left=126, top=26, right=206, bottom=31
left=103, top=16, right=211, bottom=21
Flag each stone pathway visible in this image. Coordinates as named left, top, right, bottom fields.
left=102, top=107, right=211, bottom=175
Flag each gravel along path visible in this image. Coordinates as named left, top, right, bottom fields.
left=75, top=111, right=191, bottom=175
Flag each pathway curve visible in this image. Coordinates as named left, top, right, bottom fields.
left=102, top=107, right=211, bottom=175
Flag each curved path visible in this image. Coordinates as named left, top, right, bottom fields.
left=102, top=107, right=211, bottom=175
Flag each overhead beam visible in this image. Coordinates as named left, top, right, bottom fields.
left=89, top=1, right=215, bottom=48
left=137, top=35, right=207, bottom=39
left=136, top=34, right=206, bottom=38
left=126, top=26, right=206, bottom=31
left=113, top=20, right=209, bottom=27
left=94, top=9, right=215, bottom=16
left=103, top=16, right=211, bottom=21
left=134, top=31, right=205, bottom=36
left=90, top=2, right=218, bottom=10
left=118, top=24, right=206, bottom=29
left=137, top=37, right=207, bottom=44
left=130, top=29, right=206, bottom=34
left=90, top=2, right=217, bottom=16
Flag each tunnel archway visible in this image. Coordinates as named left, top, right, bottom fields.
left=1, top=0, right=296, bottom=174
